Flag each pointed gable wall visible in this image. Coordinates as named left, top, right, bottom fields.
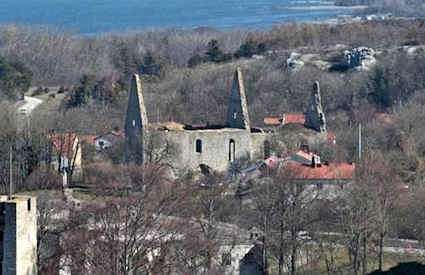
left=125, top=74, right=148, bottom=163
left=226, top=67, right=251, bottom=130
left=304, top=81, right=327, bottom=133
left=125, top=74, right=148, bottom=133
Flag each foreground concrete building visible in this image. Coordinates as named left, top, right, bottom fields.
left=125, top=68, right=268, bottom=172
left=0, top=195, right=37, bottom=275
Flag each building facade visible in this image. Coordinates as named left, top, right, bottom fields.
left=125, top=68, right=268, bottom=172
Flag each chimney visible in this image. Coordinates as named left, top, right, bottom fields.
left=312, top=155, right=321, bottom=168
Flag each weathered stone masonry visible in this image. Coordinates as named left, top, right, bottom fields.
left=125, top=68, right=268, bottom=172
left=124, top=68, right=328, bottom=172
left=0, top=195, right=37, bottom=275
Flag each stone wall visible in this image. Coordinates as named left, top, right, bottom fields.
left=304, top=81, right=327, bottom=133
left=162, top=129, right=260, bottom=172
left=0, top=195, right=37, bottom=275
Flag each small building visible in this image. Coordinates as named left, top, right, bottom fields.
left=283, top=160, right=355, bottom=199
left=47, top=133, right=82, bottom=179
left=93, top=130, right=124, bottom=151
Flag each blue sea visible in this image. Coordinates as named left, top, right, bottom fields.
left=0, top=0, right=354, bottom=35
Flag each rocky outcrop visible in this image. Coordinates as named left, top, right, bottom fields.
left=344, top=47, right=376, bottom=70
left=286, top=52, right=305, bottom=71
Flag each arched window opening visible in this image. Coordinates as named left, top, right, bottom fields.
left=229, top=139, right=235, bottom=162
left=196, top=139, right=202, bottom=153
left=264, top=140, right=271, bottom=159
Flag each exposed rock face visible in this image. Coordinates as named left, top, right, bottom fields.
left=344, top=47, right=376, bottom=71
left=304, top=81, right=327, bottom=133
left=286, top=52, right=305, bottom=71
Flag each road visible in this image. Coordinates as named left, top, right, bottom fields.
left=15, top=95, right=43, bottom=130
left=16, top=95, right=43, bottom=116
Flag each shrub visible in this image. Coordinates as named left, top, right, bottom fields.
left=234, top=39, right=267, bottom=58
left=205, top=39, right=232, bottom=63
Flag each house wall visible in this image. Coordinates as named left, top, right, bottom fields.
left=219, top=244, right=255, bottom=275
left=250, top=133, right=269, bottom=160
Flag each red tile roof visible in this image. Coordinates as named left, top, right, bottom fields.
left=284, top=162, right=355, bottom=180
left=294, top=150, right=319, bottom=162
left=283, top=113, right=305, bottom=125
left=264, top=117, right=281, bottom=125
left=48, top=133, right=79, bottom=159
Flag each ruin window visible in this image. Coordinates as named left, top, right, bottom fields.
left=27, top=199, right=31, bottom=211
left=264, top=140, right=271, bottom=159
left=233, top=112, right=237, bottom=119
left=222, top=252, right=232, bottom=266
left=132, top=120, right=136, bottom=127
left=195, top=139, right=202, bottom=153
left=229, top=139, right=235, bottom=162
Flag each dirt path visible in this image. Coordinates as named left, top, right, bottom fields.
left=16, top=95, right=43, bottom=116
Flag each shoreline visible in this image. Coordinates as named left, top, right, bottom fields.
left=276, top=5, right=368, bottom=11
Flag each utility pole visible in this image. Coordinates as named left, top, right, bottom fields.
left=8, top=144, right=13, bottom=200
left=359, top=123, right=362, bottom=160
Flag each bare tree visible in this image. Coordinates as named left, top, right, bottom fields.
left=250, top=165, right=320, bottom=275
left=62, top=164, right=190, bottom=275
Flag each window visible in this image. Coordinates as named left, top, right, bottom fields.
left=196, top=139, right=202, bottom=153
left=233, top=112, right=237, bottom=119
left=132, top=119, right=136, bottom=127
left=27, top=199, right=31, bottom=211
left=264, top=140, right=271, bottom=159
left=229, top=139, right=235, bottom=162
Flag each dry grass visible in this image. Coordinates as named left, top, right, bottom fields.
left=295, top=247, right=424, bottom=275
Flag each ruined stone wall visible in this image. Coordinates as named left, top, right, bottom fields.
left=161, top=129, right=258, bottom=172
left=125, top=74, right=148, bottom=164
left=304, top=81, right=327, bottom=133
left=250, top=133, right=269, bottom=160
left=1, top=195, right=37, bottom=275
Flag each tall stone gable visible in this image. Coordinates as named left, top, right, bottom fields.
left=304, top=81, right=327, bottom=133
left=226, top=67, right=251, bottom=130
left=125, top=74, right=148, bottom=163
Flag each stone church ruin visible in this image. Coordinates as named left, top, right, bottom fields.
left=124, top=68, right=329, bottom=172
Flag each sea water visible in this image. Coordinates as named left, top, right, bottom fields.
left=0, top=0, right=354, bottom=34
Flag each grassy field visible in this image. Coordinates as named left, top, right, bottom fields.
left=292, top=247, right=425, bottom=275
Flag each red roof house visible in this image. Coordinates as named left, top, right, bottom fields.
left=284, top=162, right=355, bottom=180
left=283, top=113, right=306, bottom=125
left=263, top=117, right=281, bottom=125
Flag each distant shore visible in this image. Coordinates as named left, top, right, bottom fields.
left=276, top=5, right=368, bottom=11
